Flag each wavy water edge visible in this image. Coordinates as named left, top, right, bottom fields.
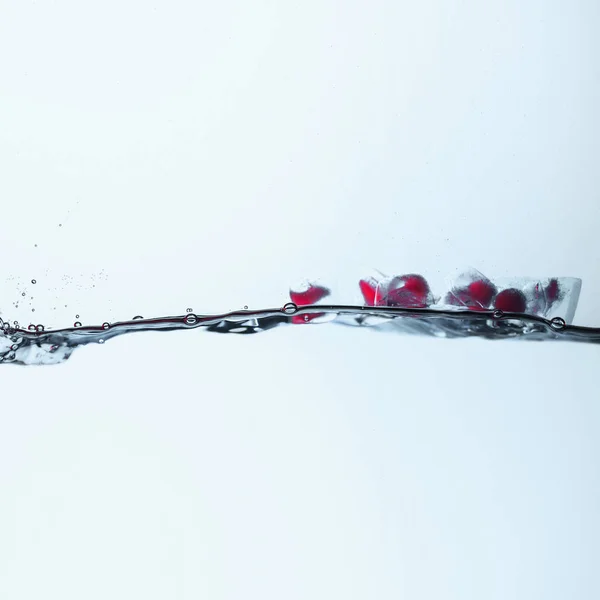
left=1, top=305, right=599, bottom=366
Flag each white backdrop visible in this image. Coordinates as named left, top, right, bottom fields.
left=0, top=1, right=599, bottom=599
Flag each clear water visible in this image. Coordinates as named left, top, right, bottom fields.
left=1, top=268, right=598, bottom=366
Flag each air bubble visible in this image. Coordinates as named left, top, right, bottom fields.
left=185, top=314, right=197, bottom=325
left=282, top=302, right=298, bottom=314
left=102, top=322, right=110, bottom=329
left=550, top=317, right=566, bottom=331
left=36, top=325, right=44, bottom=332
left=74, top=321, right=82, bottom=327
left=304, top=315, right=309, bottom=322
left=244, top=305, right=248, bottom=310
left=76, top=314, right=80, bottom=319
left=132, top=315, right=143, bottom=320
left=31, top=279, right=36, bottom=284
left=28, top=324, right=35, bottom=331
left=21, top=292, right=25, bottom=297
left=98, top=339, right=105, bottom=344
left=186, top=308, right=193, bottom=313
left=493, top=309, right=504, bottom=319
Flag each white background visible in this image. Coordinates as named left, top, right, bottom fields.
left=0, top=1, right=599, bottom=598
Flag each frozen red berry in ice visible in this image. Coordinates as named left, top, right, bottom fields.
left=545, top=278, right=560, bottom=305
left=288, top=283, right=330, bottom=325
left=359, top=278, right=378, bottom=306
left=494, top=288, right=527, bottom=313
left=289, top=284, right=330, bottom=306
left=467, top=279, right=497, bottom=307
left=400, top=274, right=429, bottom=296
left=385, top=274, right=431, bottom=308
left=445, top=277, right=497, bottom=310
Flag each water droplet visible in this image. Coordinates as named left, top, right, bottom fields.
left=550, top=317, right=566, bottom=331
left=74, top=321, right=82, bottom=327
left=36, top=324, right=44, bottom=332
left=185, top=314, right=197, bottom=325
left=31, top=279, right=36, bottom=284
left=493, top=309, right=504, bottom=319
left=102, top=322, right=110, bottom=329
left=282, top=302, right=298, bottom=314
left=98, top=338, right=105, bottom=344
left=186, top=308, right=193, bottom=313
left=132, top=315, right=143, bottom=320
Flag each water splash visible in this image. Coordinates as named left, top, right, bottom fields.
left=0, top=268, right=597, bottom=366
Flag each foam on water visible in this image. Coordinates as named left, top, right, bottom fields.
left=0, top=268, right=597, bottom=366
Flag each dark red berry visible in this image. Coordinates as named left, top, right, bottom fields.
left=494, top=288, right=527, bottom=313
left=467, top=279, right=497, bottom=307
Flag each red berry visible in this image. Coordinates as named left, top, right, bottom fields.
left=289, top=284, right=330, bottom=306
left=494, top=288, right=527, bottom=313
